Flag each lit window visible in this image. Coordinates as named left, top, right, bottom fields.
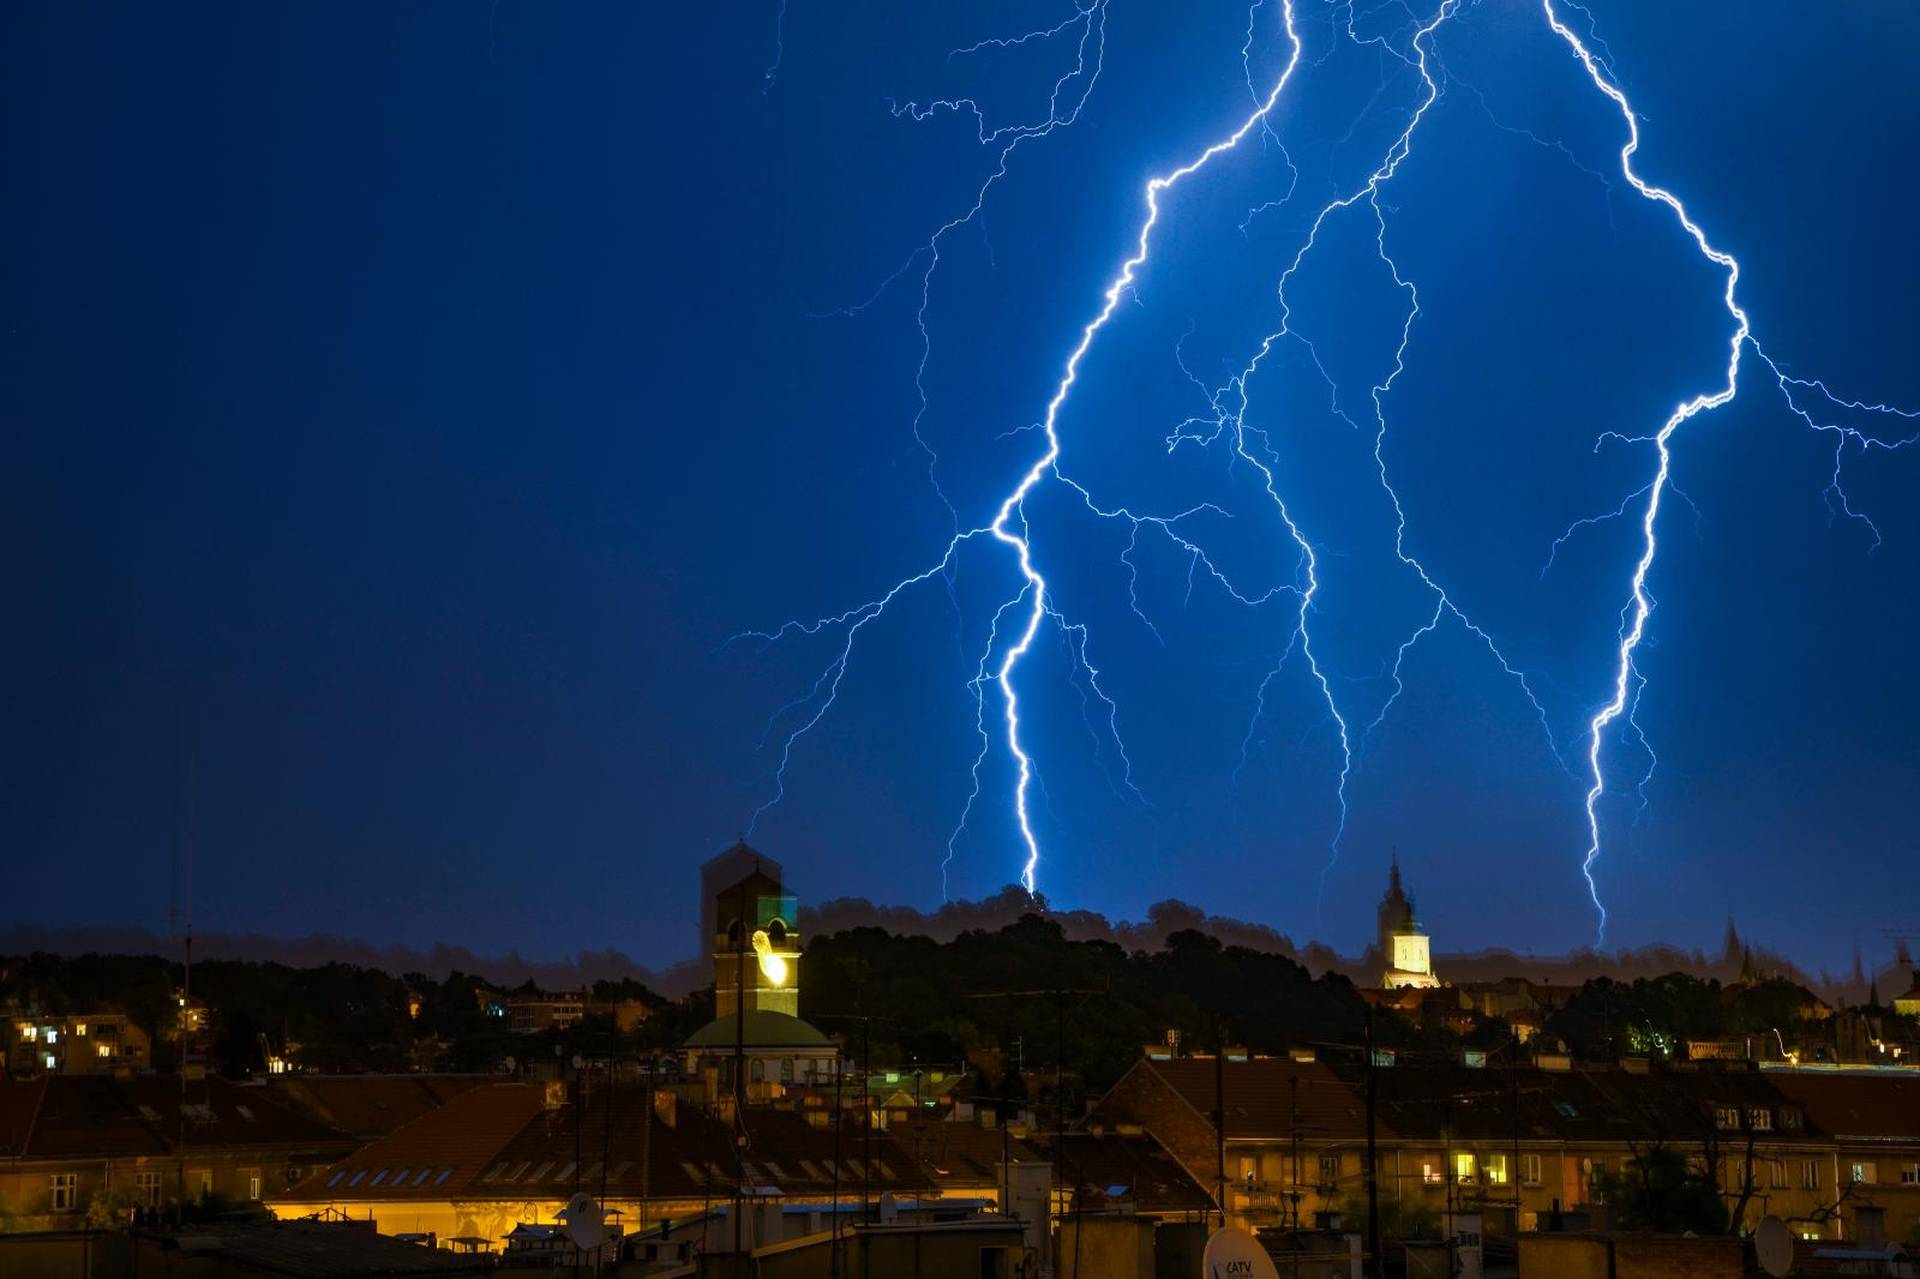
left=73, top=1024, right=87, bottom=1037
left=244, top=1170, right=261, bottom=1201
left=1485, top=1154, right=1509, bottom=1186
left=1453, top=1153, right=1477, bottom=1185
left=50, top=1174, right=78, bottom=1212
left=46, top=1028, right=58, bottom=1044
left=19, top=1024, right=36, bottom=1043
left=1422, top=1162, right=1443, bottom=1186
left=1851, top=1162, right=1876, bottom=1185
left=96, top=1044, right=110, bottom=1058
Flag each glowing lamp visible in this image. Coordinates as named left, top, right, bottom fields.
left=751, top=930, right=788, bottom=987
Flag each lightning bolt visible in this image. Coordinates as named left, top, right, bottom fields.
left=1545, top=0, right=1917, bottom=943
left=738, top=0, right=1915, bottom=934
left=743, top=0, right=1309, bottom=897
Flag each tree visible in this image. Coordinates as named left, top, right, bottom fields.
left=1600, top=1147, right=1727, bottom=1235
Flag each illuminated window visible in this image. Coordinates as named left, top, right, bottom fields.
left=73, top=1024, right=87, bottom=1037
left=49, top=1174, right=78, bottom=1212
left=96, top=1044, right=110, bottom=1058
left=1422, top=1162, right=1442, bottom=1186
left=244, top=1170, right=261, bottom=1201
left=18, top=1024, right=35, bottom=1043
left=1850, top=1162, right=1876, bottom=1185
left=1520, top=1154, right=1542, bottom=1186
left=1453, top=1153, right=1477, bottom=1185
left=1485, top=1154, right=1509, bottom=1186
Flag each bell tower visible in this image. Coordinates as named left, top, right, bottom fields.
left=711, top=851, right=800, bottom=1018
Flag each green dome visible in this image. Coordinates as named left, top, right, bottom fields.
left=683, top=1010, right=832, bottom=1050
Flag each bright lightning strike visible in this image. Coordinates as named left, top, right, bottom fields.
left=738, top=0, right=1916, bottom=936
left=1545, top=0, right=1918, bottom=943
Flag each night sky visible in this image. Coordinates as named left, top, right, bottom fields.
left=8, top=2, right=1917, bottom=973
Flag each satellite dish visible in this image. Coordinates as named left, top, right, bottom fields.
left=560, top=1193, right=607, bottom=1251
left=1753, top=1215, right=1794, bottom=1279
left=1202, top=1227, right=1280, bottom=1279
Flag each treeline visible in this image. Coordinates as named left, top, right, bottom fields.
left=6, top=918, right=1883, bottom=1092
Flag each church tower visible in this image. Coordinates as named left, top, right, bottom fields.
left=710, top=846, right=801, bottom=1018
left=1377, top=857, right=1439, bottom=989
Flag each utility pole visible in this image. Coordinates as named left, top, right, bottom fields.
left=1214, top=1016, right=1227, bottom=1231
left=1365, top=1007, right=1380, bottom=1279
left=733, top=881, right=747, bottom=1255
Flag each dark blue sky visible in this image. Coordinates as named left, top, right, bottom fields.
left=8, top=1, right=1917, bottom=972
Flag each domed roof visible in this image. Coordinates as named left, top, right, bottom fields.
left=683, top=1009, right=832, bottom=1050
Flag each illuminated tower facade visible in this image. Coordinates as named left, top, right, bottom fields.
left=712, top=858, right=801, bottom=1019
left=1377, top=859, right=1439, bottom=989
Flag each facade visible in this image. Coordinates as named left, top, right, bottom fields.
left=0, top=1074, right=355, bottom=1230
left=6, top=1012, right=151, bottom=1077
left=272, top=1080, right=940, bottom=1253
left=1089, top=1051, right=1920, bottom=1245
left=1377, top=862, right=1440, bottom=990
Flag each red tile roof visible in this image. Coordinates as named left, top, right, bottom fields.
left=281, top=1086, right=934, bottom=1205
left=0, top=1075, right=352, bottom=1160
left=269, top=1075, right=489, bottom=1139
left=282, top=1083, right=549, bottom=1201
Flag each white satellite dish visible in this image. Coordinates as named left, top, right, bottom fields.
left=1753, top=1215, right=1794, bottom=1279
left=560, top=1192, right=607, bottom=1251
left=1202, top=1226, right=1280, bottom=1279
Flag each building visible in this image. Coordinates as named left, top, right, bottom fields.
left=0, top=1075, right=356, bottom=1230
left=1893, top=969, right=1920, bottom=1019
left=266, top=1075, right=490, bottom=1140
left=7, top=1012, right=151, bottom=1077
left=1377, top=860, right=1440, bottom=990
left=272, top=1080, right=940, bottom=1253
left=1089, top=1049, right=1920, bottom=1245
left=682, top=857, right=836, bottom=1097
left=702, top=839, right=785, bottom=972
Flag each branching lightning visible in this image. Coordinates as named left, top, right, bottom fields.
left=736, top=0, right=1916, bottom=938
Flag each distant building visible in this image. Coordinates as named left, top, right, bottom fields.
left=1090, top=1049, right=1920, bottom=1243
left=700, top=839, right=784, bottom=971
left=683, top=854, right=835, bottom=1095
left=1377, top=860, right=1440, bottom=989
left=0, top=1075, right=354, bottom=1228
left=7, top=1012, right=150, bottom=1077
left=1894, top=968, right=1920, bottom=1019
